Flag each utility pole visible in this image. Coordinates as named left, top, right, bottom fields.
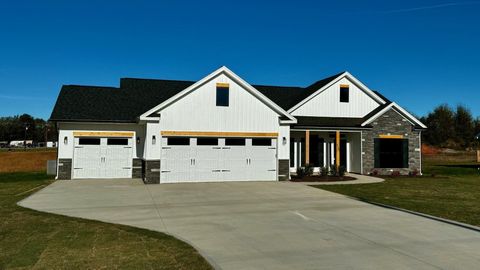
left=24, top=125, right=28, bottom=149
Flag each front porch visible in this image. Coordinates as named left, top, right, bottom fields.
left=289, top=129, right=363, bottom=174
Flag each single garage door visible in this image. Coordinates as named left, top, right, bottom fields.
left=73, top=137, right=133, bottom=179
left=160, top=137, right=277, bottom=183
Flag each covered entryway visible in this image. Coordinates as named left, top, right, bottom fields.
left=160, top=136, right=277, bottom=183
left=73, top=134, right=133, bottom=179
left=289, top=130, right=362, bottom=174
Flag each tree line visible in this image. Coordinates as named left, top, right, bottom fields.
left=420, top=105, right=480, bottom=150
left=0, top=114, right=56, bottom=144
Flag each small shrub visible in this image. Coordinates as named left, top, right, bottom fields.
left=409, top=169, right=419, bottom=177
left=338, top=166, right=346, bottom=177
left=304, top=163, right=314, bottom=176
left=296, top=167, right=306, bottom=179
left=391, top=171, right=401, bottom=177
left=320, top=166, right=329, bottom=177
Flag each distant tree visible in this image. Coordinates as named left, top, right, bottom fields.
left=454, top=105, right=475, bottom=149
left=423, top=104, right=456, bottom=148
left=0, top=114, right=56, bottom=145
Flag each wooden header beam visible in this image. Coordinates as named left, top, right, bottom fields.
left=305, top=130, right=310, bottom=164
left=73, top=131, right=134, bottom=137
left=336, top=131, right=341, bottom=170
left=161, top=131, right=278, bottom=138
left=379, top=134, right=404, bottom=139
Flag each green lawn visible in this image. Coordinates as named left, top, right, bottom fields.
left=0, top=172, right=212, bottom=270
left=315, top=154, right=480, bottom=226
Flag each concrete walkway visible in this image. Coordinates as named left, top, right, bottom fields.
left=293, top=173, right=385, bottom=185
left=19, top=180, right=480, bottom=270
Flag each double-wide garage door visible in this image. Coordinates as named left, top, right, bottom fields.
left=73, top=137, right=133, bottom=179
left=161, top=137, right=277, bottom=183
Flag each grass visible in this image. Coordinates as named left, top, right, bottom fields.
left=314, top=153, right=480, bottom=226
left=0, top=172, right=212, bottom=270
left=0, top=151, right=57, bottom=173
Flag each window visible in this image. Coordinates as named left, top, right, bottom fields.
left=107, top=138, right=128, bottom=145
left=216, top=84, right=229, bottom=106
left=167, top=137, right=190, bottom=145
left=225, top=138, right=245, bottom=146
left=340, top=85, right=349, bottom=103
left=197, top=138, right=218, bottom=146
left=374, top=138, right=408, bottom=168
left=78, top=138, right=100, bottom=145
left=252, top=138, right=272, bottom=146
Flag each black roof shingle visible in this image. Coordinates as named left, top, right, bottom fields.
left=49, top=72, right=396, bottom=127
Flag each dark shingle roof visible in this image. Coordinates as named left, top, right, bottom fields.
left=49, top=71, right=389, bottom=123
left=292, top=116, right=368, bottom=128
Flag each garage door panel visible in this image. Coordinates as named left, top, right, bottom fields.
left=73, top=137, right=133, bottom=179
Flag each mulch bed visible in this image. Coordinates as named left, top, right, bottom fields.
left=290, top=175, right=357, bottom=182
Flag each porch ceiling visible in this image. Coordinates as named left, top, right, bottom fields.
left=291, top=116, right=372, bottom=129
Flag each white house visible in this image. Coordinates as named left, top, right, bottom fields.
left=50, top=66, right=426, bottom=183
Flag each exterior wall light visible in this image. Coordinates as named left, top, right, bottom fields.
left=136, top=137, right=140, bottom=144
left=64, top=136, right=68, bottom=145
left=282, top=137, right=287, bottom=145
left=152, top=135, right=156, bottom=145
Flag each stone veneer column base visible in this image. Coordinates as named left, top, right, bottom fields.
left=57, top=159, right=72, bottom=180
left=278, top=159, right=290, bottom=181
left=143, top=160, right=160, bottom=184
left=132, top=158, right=143, bottom=178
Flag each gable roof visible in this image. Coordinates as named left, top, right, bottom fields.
left=49, top=68, right=423, bottom=128
left=138, top=66, right=297, bottom=123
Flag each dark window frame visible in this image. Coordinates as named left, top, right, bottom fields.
left=167, top=137, right=190, bottom=146
left=374, top=138, right=409, bottom=168
left=107, top=138, right=129, bottom=145
left=252, top=138, right=272, bottom=146
left=196, top=138, right=219, bottom=146
left=216, top=86, right=229, bottom=106
left=225, top=138, right=246, bottom=146
left=78, top=138, right=101, bottom=145
left=340, top=86, right=349, bottom=103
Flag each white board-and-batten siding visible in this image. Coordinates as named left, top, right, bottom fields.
left=158, top=73, right=281, bottom=132
left=291, top=77, right=380, bottom=118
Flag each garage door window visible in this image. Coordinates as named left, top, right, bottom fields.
left=252, top=138, right=272, bottom=146
left=107, top=138, right=128, bottom=145
left=167, top=137, right=190, bottom=145
left=225, top=138, right=246, bottom=146
left=78, top=138, right=100, bottom=145
left=197, top=138, right=218, bottom=146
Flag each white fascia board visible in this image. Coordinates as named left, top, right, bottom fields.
left=361, top=102, right=427, bottom=129
left=139, top=66, right=296, bottom=122
left=280, top=118, right=297, bottom=124
left=287, top=72, right=386, bottom=114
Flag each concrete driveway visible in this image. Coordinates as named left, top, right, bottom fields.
left=19, top=179, right=480, bottom=270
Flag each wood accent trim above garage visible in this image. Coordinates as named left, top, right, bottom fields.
left=379, top=134, right=404, bottom=139
left=161, top=131, right=278, bottom=138
left=73, top=131, right=134, bottom=137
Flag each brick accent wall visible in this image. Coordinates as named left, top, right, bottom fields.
left=362, top=108, right=422, bottom=175
left=143, top=160, right=160, bottom=184
left=278, top=159, right=290, bottom=181
left=57, top=158, right=72, bottom=180
left=132, top=158, right=143, bottom=179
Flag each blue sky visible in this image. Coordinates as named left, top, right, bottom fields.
left=0, top=0, right=479, bottom=119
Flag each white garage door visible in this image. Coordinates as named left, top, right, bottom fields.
left=73, top=137, right=133, bottom=179
left=160, top=137, right=277, bottom=183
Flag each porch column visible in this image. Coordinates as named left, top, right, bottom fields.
left=305, top=130, right=310, bottom=164
left=336, top=131, right=340, bottom=170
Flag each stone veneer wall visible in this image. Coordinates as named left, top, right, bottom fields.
left=57, top=158, right=72, bottom=180
left=362, top=108, right=422, bottom=175
left=278, top=159, right=290, bottom=181
left=143, top=160, right=160, bottom=184
left=132, top=158, right=143, bottom=179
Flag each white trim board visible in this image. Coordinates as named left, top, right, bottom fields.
left=361, top=102, right=427, bottom=129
